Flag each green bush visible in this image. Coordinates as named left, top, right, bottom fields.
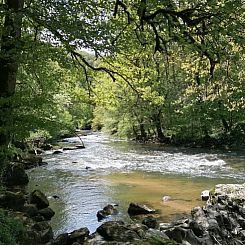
left=0, top=209, right=24, bottom=245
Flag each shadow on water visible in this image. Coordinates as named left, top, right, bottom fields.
left=27, top=133, right=245, bottom=236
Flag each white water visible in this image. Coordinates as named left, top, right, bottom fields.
left=28, top=132, right=245, bottom=235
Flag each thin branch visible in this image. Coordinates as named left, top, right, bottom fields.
left=71, top=50, right=140, bottom=95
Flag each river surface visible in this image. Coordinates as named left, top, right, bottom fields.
left=27, top=132, right=245, bottom=236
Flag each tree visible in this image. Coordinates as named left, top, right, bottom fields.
left=0, top=0, right=24, bottom=149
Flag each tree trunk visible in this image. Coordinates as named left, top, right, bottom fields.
left=152, top=110, right=165, bottom=142
left=0, top=0, right=24, bottom=150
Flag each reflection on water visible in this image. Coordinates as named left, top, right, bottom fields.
left=107, top=171, right=239, bottom=223
left=27, top=133, right=245, bottom=236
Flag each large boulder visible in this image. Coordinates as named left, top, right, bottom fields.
left=128, top=203, right=156, bottom=216
left=2, top=162, right=29, bottom=186
left=97, top=221, right=140, bottom=242
left=21, top=155, right=44, bottom=169
left=69, top=227, right=90, bottom=244
left=0, top=191, right=25, bottom=211
left=31, top=221, right=54, bottom=243
left=212, top=183, right=245, bottom=201
left=30, top=190, right=49, bottom=209
left=53, top=233, right=69, bottom=245
left=38, top=207, right=55, bottom=220
left=22, top=204, right=39, bottom=217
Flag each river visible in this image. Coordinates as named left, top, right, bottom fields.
left=27, top=132, right=245, bottom=236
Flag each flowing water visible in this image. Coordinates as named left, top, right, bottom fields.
left=27, top=132, right=245, bottom=236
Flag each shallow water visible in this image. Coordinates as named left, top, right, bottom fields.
left=27, top=132, right=245, bottom=235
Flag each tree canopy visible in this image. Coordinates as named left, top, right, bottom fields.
left=0, top=0, right=244, bottom=162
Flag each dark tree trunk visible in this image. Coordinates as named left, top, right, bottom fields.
left=139, top=123, right=147, bottom=141
left=152, top=110, right=166, bottom=142
left=155, top=117, right=165, bottom=141
left=0, top=0, right=24, bottom=150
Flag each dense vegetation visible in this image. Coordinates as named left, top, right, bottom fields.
left=0, top=208, right=24, bottom=245
left=0, top=0, right=244, bottom=165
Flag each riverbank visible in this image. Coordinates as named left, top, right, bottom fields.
left=1, top=171, right=245, bottom=244
left=27, top=133, right=245, bottom=235
left=1, top=133, right=245, bottom=244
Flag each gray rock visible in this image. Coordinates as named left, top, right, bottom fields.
left=53, top=233, right=69, bottom=245
left=97, top=204, right=118, bottom=221
left=201, top=190, right=210, bottom=201
left=97, top=221, right=140, bottom=242
left=69, top=227, right=90, bottom=244
left=165, top=227, right=202, bottom=245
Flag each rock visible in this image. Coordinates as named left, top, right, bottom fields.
left=128, top=203, right=156, bottom=216
left=32, top=214, right=46, bottom=222
left=22, top=155, right=43, bottom=169
left=53, top=149, right=63, bottom=154
left=162, top=196, right=171, bottom=202
left=41, top=143, right=53, bottom=150
left=127, top=223, right=148, bottom=238
left=23, top=204, right=39, bottom=217
left=164, top=227, right=202, bottom=244
left=23, top=155, right=43, bottom=163
left=239, top=230, right=245, bottom=240
left=144, top=229, right=171, bottom=244
left=213, top=183, right=245, bottom=201
left=96, top=221, right=140, bottom=242
left=38, top=207, right=55, bottom=220
left=53, top=233, right=69, bottom=245
left=0, top=191, right=25, bottom=210
left=32, top=221, right=54, bottom=243
left=97, top=204, right=118, bottom=221
left=189, top=220, right=204, bottom=237
left=63, top=147, right=78, bottom=151
left=52, top=195, right=60, bottom=199
left=142, top=216, right=158, bottom=229
left=2, top=162, right=29, bottom=186
left=201, top=190, right=210, bottom=201
left=30, top=190, right=49, bottom=209
left=69, top=227, right=90, bottom=244
left=191, top=207, right=209, bottom=229
left=159, top=223, right=175, bottom=231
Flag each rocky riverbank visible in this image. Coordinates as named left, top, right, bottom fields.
left=1, top=159, right=244, bottom=245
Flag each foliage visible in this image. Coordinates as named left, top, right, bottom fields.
left=91, top=0, right=244, bottom=146
left=11, top=43, right=94, bottom=142
left=0, top=209, right=25, bottom=245
left=0, top=0, right=244, bottom=149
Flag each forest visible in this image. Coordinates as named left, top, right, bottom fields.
left=0, top=0, right=244, bottom=160
left=0, top=1, right=244, bottom=243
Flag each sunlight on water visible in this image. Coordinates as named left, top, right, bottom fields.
left=28, top=133, right=245, bottom=236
